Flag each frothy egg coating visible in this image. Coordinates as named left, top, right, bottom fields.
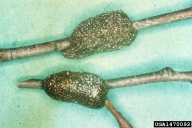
left=62, top=10, right=137, bottom=59
left=42, top=71, right=109, bottom=108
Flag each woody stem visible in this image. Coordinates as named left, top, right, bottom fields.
left=105, top=99, right=133, bottom=128
left=133, top=7, right=192, bottom=30
left=0, top=38, right=70, bottom=62
left=107, top=67, right=192, bottom=88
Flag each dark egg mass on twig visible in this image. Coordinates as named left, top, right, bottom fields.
left=18, top=67, right=192, bottom=128
left=0, top=8, right=191, bottom=61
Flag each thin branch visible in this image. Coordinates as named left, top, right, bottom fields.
left=1, top=8, right=191, bottom=62
left=107, top=67, right=192, bottom=88
left=17, top=79, right=43, bottom=89
left=133, top=7, right=192, bottom=30
left=17, top=67, right=192, bottom=127
left=18, top=67, right=192, bottom=89
left=0, top=39, right=70, bottom=62
left=105, top=99, right=133, bottom=128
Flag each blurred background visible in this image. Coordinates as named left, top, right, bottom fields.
left=0, top=0, right=192, bottom=128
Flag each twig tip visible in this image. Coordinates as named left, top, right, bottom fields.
left=17, top=79, right=43, bottom=89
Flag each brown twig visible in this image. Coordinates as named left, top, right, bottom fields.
left=105, top=99, right=133, bottom=128
left=1, top=8, right=191, bottom=62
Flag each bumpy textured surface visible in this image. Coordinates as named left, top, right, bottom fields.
left=62, top=10, right=137, bottom=59
left=42, top=71, right=109, bottom=108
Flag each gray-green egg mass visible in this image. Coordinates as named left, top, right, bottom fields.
left=62, top=10, right=137, bottom=59
left=42, top=71, right=109, bottom=108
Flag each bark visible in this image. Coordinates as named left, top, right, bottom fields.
left=105, top=99, right=133, bottom=128
left=133, top=7, right=192, bottom=30
left=0, top=39, right=70, bottom=62
left=107, top=67, right=192, bottom=88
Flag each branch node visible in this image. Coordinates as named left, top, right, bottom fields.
left=163, top=67, right=175, bottom=75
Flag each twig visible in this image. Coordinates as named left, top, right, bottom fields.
left=17, top=67, right=192, bottom=128
left=105, top=99, right=133, bottom=128
left=133, top=7, right=192, bottom=30
left=17, top=79, right=42, bottom=89
left=18, top=67, right=192, bottom=89
left=1, top=8, right=191, bottom=62
left=0, top=39, right=70, bottom=62
left=17, top=67, right=192, bottom=89
left=107, top=67, right=192, bottom=88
